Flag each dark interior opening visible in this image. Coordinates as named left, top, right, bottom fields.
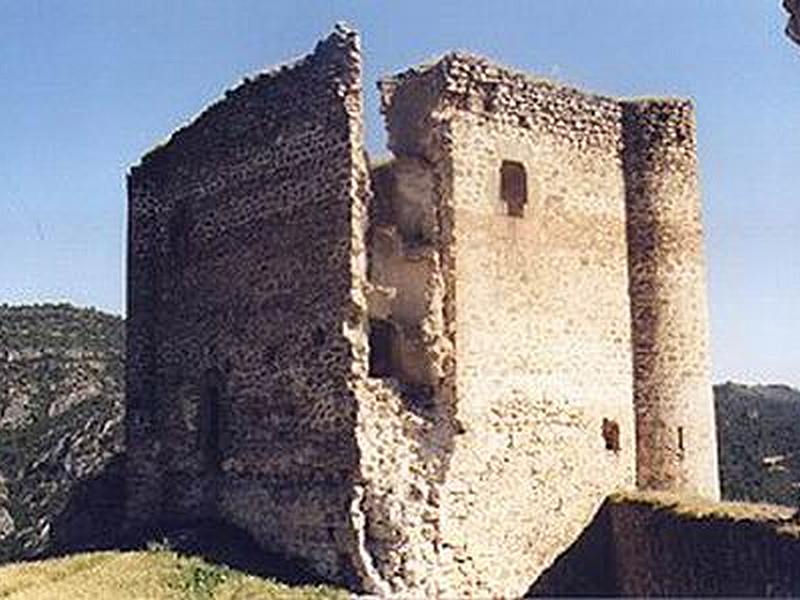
left=368, top=319, right=395, bottom=377
left=501, top=160, right=528, bottom=217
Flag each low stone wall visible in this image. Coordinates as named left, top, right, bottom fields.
left=529, top=491, right=800, bottom=597
left=609, top=492, right=800, bottom=596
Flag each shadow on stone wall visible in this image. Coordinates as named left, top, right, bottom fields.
left=38, top=457, right=330, bottom=589
left=608, top=493, right=800, bottom=597
left=526, top=493, right=800, bottom=597
left=525, top=500, right=617, bottom=597
left=48, top=455, right=126, bottom=556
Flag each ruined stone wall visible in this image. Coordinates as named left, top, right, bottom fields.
left=351, top=127, right=460, bottom=596
left=529, top=492, right=800, bottom=596
left=352, top=376, right=451, bottom=596
left=608, top=492, right=800, bottom=596
left=126, top=26, right=382, bottom=589
left=622, top=100, right=719, bottom=499
left=128, top=30, right=720, bottom=596
left=381, top=55, right=637, bottom=598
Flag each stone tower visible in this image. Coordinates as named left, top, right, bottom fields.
left=125, top=26, right=718, bottom=598
left=374, top=54, right=640, bottom=595
left=622, top=100, right=720, bottom=499
left=125, top=26, right=381, bottom=588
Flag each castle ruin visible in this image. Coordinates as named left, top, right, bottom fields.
left=125, top=25, right=719, bottom=597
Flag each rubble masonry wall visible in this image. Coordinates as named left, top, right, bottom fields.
left=126, top=26, right=383, bottom=589
left=622, top=100, right=720, bottom=500
left=380, top=54, right=638, bottom=597
left=128, top=30, right=720, bottom=598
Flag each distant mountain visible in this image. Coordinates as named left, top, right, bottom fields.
left=715, top=382, right=800, bottom=507
left=0, top=303, right=124, bottom=561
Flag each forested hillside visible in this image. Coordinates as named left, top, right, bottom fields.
left=0, top=304, right=124, bottom=561
left=715, top=381, right=800, bottom=507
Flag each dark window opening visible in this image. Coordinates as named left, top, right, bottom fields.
left=368, top=321, right=438, bottom=415
left=602, top=418, right=620, bottom=452
left=401, top=382, right=435, bottom=412
left=501, top=160, right=527, bottom=218
left=199, top=368, right=223, bottom=473
left=677, top=426, right=685, bottom=452
left=368, top=319, right=395, bottom=377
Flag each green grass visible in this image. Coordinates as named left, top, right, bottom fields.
left=0, top=550, right=348, bottom=600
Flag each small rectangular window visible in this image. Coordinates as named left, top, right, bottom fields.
left=602, top=418, right=620, bottom=452
left=501, top=160, right=527, bottom=218
left=368, top=319, right=395, bottom=377
left=677, top=426, right=685, bottom=452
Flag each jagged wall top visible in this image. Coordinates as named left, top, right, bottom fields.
left=621, top=99, right=698, bottom=160
left=379, top=52, right=700, bottom=155
left=130, top=23, right=361, bottom=181
left=380, top=53, right=622, bottom=152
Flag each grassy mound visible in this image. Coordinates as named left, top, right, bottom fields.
left=0, top=550, right=347, bottom=599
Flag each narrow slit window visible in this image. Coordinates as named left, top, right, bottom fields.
left=677, top=426, right=685, bottom=452
left=368, top=319, right=395, bottom=377
left=501, top=160, right=527, bottom=218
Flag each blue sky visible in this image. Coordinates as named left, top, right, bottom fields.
left=0, top=1, right=797, bottom=386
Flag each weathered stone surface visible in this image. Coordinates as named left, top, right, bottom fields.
left=608, top=492, right=800, bottom=596
left=126, top=24, right=386, bottom=593
left=126, top=28, right=717, bottom=598
left=378, top=54, right=638, bottom=596
left=622, top=99, right=720, bottom=500
left=786, top=0, right=800, bottom=45
left=528, top=492, right=800, bottom=596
